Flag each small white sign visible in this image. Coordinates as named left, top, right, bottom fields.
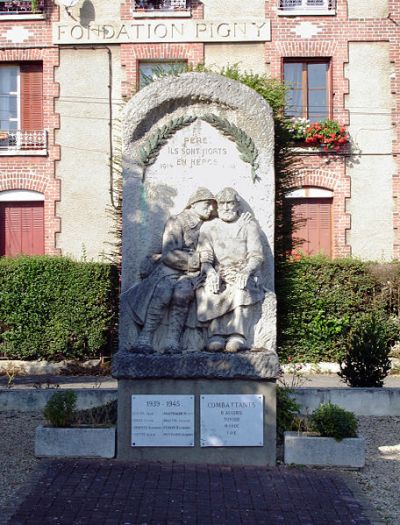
left=200, top=395, right=263, bottom=447
left=131, top=395, right=194, bottom=447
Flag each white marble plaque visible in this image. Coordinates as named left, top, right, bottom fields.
left=131, top=395, right=194, bottom=447
left=200, top=395, right=263, bottom=447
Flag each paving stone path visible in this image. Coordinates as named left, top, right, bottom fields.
left=8, top=460, right=372, bottom=525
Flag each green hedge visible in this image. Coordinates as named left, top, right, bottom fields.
left=276, top=256, right=396, bottom=363
left=0, top=256, right=119, bottom=360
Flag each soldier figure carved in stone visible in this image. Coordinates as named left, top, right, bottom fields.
left=122, top=187, right=216, bottom=354
left=196, top=187, right=265, bottom=353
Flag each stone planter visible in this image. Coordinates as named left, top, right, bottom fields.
left=35, top=426, right=116, bottom=458
left=284, top=431, right=365, bottom=468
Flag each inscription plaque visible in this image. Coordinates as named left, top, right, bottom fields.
left=131, top=395, right=194, bottom=447
left=200, top=395, right=263, bottom=447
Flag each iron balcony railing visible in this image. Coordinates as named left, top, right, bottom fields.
left=0, top=130, right=47, bottom=151
left=134, top=0, right=188, bottom=11
left=0, top=0, right=45, bottom=15
left=278, top=0, right=335, bottom=11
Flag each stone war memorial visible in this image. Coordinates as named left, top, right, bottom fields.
left=112, top=72, right=280, bottom=465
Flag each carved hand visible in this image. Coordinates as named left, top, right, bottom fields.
left=199, top=250, right=214, bottom=264
left=206, top=269, right=220, bottom=293
left=236, top=271, right=251, bottom=290
left=191, top=273, right=206, bottom=290
left=237, top=211, right=253, bottom=227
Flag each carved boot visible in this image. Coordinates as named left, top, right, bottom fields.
left=225, top=334, right=248, bottom=353
left=207, top=336, right=226, bottom=352
left=130, top=304, right=166, bottom=354
left=161, top=304, right=188, bottom=354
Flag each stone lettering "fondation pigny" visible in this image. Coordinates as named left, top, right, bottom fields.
left=54, top=19, right=271, bottom=45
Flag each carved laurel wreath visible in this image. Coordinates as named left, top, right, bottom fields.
left=139, top=114, right=259, bottom=182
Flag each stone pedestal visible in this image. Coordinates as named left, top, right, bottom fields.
left=114, top=351, right=278, bottom=466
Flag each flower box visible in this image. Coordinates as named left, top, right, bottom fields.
left=35, top=426, right=116, bottom=458
left=286, top=117, right=350, bottom=152
left=284, top=431, right=365, bottom=468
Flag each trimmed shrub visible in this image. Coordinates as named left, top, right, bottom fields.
left=309, top=402, right=358, bottom=441
left=338, top=312, right=397, bottom=387
left=43, top=391, right=77, bottom=427
left=276, top=256, right=388, bottom=363
left=0, top=256, right=118, bottom=361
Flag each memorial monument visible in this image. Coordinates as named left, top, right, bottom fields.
left=113, top=72, right=280, bottom=465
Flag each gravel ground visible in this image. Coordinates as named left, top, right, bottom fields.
left=0, top=412, right=45, bottom=525
left=347, top=417, right=400, bottom=525
left=0, top=413, right=399, bottom=525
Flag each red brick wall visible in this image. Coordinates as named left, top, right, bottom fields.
left=266, top=0, right=400, bottom=258
left=120, top=0, right=204, bottom=98
left=120, top=42, right=204, bottom=99
left=0, top=3, right=61, bottom=255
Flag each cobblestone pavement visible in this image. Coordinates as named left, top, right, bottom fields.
left=8, top=460, right=372, bottom=525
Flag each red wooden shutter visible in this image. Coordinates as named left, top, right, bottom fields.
left=0, top=202, right=44, bottom=256
left=291, top=198, right=332, bottom=257
left=20, top=63, right=43, bottom=131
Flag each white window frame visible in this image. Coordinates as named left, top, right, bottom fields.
left=133, top=0, right=191, bottom=18
left=0, top=64, right=20, bottom=132
left=277, top=0, right=336, bottom=16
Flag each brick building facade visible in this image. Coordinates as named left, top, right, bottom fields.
left=0, top=0, right=398, bottom=261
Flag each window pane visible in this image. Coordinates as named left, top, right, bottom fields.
left=284, top=63, right=304, bottom=117
left=0, top=67, right=19, bottom=130
left=308, top=90, right=328, bottom=120
left=0, top=66, right=18, bottom=95
left=308, top=63, right=327, bottom=89
left=308, top=63, right=328, bottom=120
left=139, top=61, right=186, bottom=89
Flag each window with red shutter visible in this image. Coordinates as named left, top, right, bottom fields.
left=290, top=198, right=332, bottom=257
left=20, top=63, right=43, bottom=131
left=0, top=62, right=44, bottom=152
left=0, top=202, right=44, bottom=256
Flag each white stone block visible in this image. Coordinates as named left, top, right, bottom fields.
left=284, top=432, right=365, bottom=468
left=35, top=426, right=116, bottom=458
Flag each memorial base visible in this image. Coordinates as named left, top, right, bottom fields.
left=117, top=378, right=276, bottom=466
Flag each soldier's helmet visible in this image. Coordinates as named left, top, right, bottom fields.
left=186, top=187, right=216, bottom=208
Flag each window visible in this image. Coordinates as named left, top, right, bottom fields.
left=0, top=201, right=45, bottom=256
left=278, top=0, right=336, bottom=15
left=0, top=62, right=46, bottom=152
left=284, top=60, right=330, bottom=120
left=286, top=188, right=333, bottom=257
left=134, top=0, right=188, bottom=11
left=0, top=0, right=45, bottom=15
left=139, top=61, right=187, bottom=90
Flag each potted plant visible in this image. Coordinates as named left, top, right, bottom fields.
left=286, top=117, right=350, bottom=152
left=35, top=391, right=116, bottom=458
left=284, top=402, right=365, bottom=468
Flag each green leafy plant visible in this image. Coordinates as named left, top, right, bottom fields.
left=286, top=118, right=349, bottom=151
left=43, top=391, right=77, bottom=427
left=285, top=117, right=310, bottom=141
left=309, top=402, right=358, bottom=441
left=276, top=385, right=301, bottom=441
left=0, top=256, right=119, bottom=361
left=338, top=312, right=397, bottom=387
left=276, top=256, right=381, bottom=362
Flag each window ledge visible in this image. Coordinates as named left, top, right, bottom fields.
left=277, top=9, right=335, bottom=16
left=290, top=145, right=324, bottom=153
left=133, top=9, right=191, bottom=18
left=0, top=13, right=46, bottom=20
left=0, top=150, right=47, bottom=156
